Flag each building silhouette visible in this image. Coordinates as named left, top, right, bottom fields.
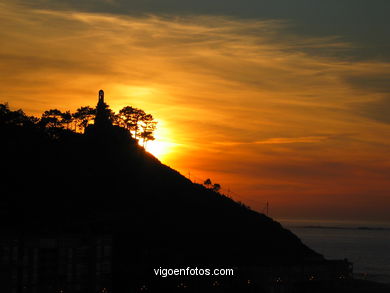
left=0, top=234, right=112, bottom=293
left=94, top=90, right=112, bottom=129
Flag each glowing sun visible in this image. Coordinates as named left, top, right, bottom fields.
left=145, top=140, right=167, bottom=157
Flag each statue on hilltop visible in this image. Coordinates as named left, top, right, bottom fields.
left=94, top=89, right=112, bottom=128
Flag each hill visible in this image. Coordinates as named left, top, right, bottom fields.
left=1, top=103, right=321, bottom=258
left=1, top=101, right=361, bottom=293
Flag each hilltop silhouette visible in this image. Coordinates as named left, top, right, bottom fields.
left=2, top=91, right=386, bottom=293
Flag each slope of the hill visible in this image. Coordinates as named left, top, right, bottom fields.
left=1, top=121, right=323, bottom=267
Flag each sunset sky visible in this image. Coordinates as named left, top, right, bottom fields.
left=2, top=0, right=390, bottom=222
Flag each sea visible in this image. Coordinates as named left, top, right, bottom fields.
left=279, top=219, right=390, bottom=284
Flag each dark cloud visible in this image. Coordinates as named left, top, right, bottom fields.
left=16, top=0, right=390, bottom=60
left=345, top=72, right=390, bottom=124
left=354, top=96, right=390, bottom=124
left=346, top=73, right=390, bottom=93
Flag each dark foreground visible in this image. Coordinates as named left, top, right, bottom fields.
left=1, top=101, right=387, bottom=292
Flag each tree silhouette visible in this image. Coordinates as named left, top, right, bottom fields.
left=203, top=178, right=221, bottom=192
left=73, top=106, right=95, bottom=132
left=0, top=103, right=36, bottom=126
left=61, top=111, right=73, bottom=130
left=204, top=178, right=212, bottom=188
left=212, top=183, right=221, bottom=192
left=41, top=109, right=64, bottom=128
left=140, top=114, right=157, bottom=147
left=2, top=98, right=158, bottom=150
left=118, top=107, right=147, bottom=139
